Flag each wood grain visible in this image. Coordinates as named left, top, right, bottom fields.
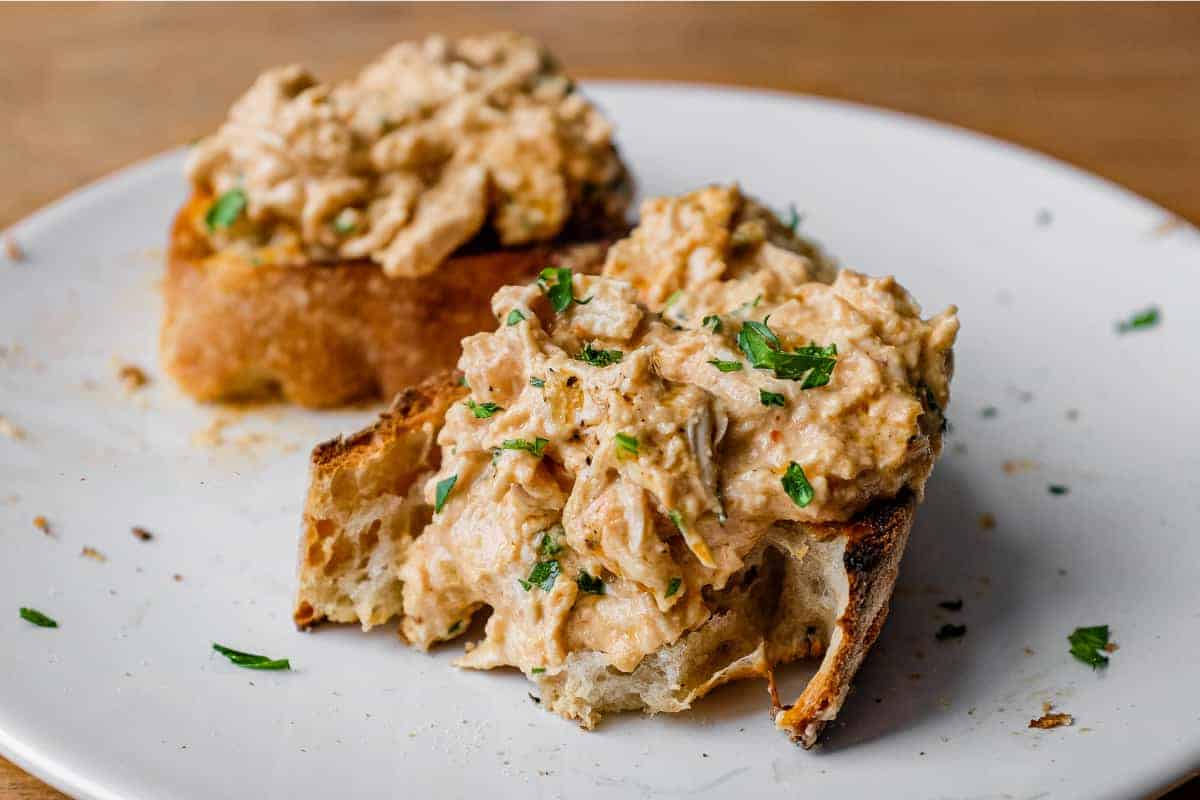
left=1, top=3, right=1198, bottom=797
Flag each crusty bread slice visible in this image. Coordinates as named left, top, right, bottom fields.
left=161, top=193, right=612, bottom=408
left=294, top=372, right=466, bottom=629
left=293, top=371, right=918, bottom=747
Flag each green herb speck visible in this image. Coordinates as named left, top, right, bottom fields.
left=19, top=607, right=57, bottom=628
left=434, top=474, right=458, bottom=513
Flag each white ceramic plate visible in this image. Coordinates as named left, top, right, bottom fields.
left=2, top=83, right=1198, bottom=800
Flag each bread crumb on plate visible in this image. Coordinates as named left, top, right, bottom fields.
left=81, top=546, right=107, bottom=562
left=1029, top=703, right=1073, bottom=730
left=0, top=414, right=26, bottom=440
left=4, top=234, right=24, bottom=262
left=116, top=362, right=150, bottom=392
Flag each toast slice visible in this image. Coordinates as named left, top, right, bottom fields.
left=294, top=370, right=918, bottom=747
left=161, top=193, right=612, bottom=408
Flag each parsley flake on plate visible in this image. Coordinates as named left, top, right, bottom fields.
left=519, top=559, right=560, bottom=592
left=212, top=643, right=290, bottom=671
left=1068, top=625, right=1112, bottom=669
left=501, top=437, right=549, bottom=458
left=434, top=474, right=458, bottom=513
left=1115, top=306, right=1160, bottom=334
left=782, top=462, right=814, bottom=508
left=19, top=607, right=57, bottom=628
left=506, top=309, right=527, bottom=326
left=702, top=314, right=723, bottom=333
left=665, top=577, right=682, bottom=598
left=614, top=432, right=639, bottom=458
left=204, top=188, right=247, bottom=232
left=1048, top=484, right=1070, bottom=496
left=538, top=267, right=590, bottom=312
left=530, top=376, right=545, bottom=388
left=708, top=358, right=743, bottom=372
left=935, top=623, right=967, bottom=640
left=576, top=342, right=623, bottom=367
left=465, top=399, right=502, bottom=419
left=576, top=570, right=605, bottom=595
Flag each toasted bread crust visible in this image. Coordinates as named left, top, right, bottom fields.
left=774, top=495, right=914, bottom=747
left=292, top=371, right=927, bottom=747
left=295, top=371, right=466, bottom=629
left=161, top=193, right=613, bottom=408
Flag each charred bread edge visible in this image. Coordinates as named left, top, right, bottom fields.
left=775, top=492, right=915, bottom=747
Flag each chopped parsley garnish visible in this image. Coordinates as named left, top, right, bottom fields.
left=576, top=342, right=623, bottom=367
left=204, top=188, right=247, bottom=231
left=519, top=559, right=560, bottom=592
left=576, top=570, right=605, bottom=595
left=665, top=289, right=684, bottom=307
left=538, top=530, right=563, bottom=557
left=465, top=399, right=503, bottom=418
left=1115, top=306, right=1160, bottom=334
left=702, top=314, right=723, bottom=333
left=665, top=577, right=682, bottom=598
left=538, top=267, right=590, bottom=312
left=668, top=509, right=686, bottom=532
left=332, top=209, right=358, bottom=235
left=938, top=598, right=963, bottom=611
left=935, top=624, right=967, bottom=641
left=19, top=607, right=57, bottom=628
left=614, top=432, right=639, bottom=458
left=530, top=376, right=545, bottom=388
left=759, top=389, right=786, bottom=407
left=434, top=474, right=458, bottom=513
left=506, top=309, right=527, bottom=326
left=501, top=437, right=549, bottom=457
left=1048, top=484, right=1070, bottom=496
left=458, top=375, right=469, bottom=388
left=784, top=203, right=802, bottom=233
left=212, top=643, right=290, bottom=671
left=708, top=359, right=743, bottom=372
left=781, top=462, right=814, bottom=508
left=1068, top=625, right=1111, bottom=669
left=531, top=667, right=546, bottom=674
left=980, top=406, right=998, bottom=419
left=447, top=620, right=462, bottom=635
left=737, top=318, right=837, bottom=388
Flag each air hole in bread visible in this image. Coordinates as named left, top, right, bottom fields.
left=330, top=467, right=359, bottom=512
left=325, top=531, right=355, bottom=576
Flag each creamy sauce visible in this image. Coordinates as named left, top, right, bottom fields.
left=398, top=188, right=958, bottom=675
left=187, top=33, right=625, bottom=276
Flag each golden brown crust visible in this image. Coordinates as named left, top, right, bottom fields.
left=161, top=193, right=613, bottom=408
left=294, top=371, right=465, bottom=629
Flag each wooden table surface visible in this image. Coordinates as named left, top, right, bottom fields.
left=1, top=3, right=1197, bottom=798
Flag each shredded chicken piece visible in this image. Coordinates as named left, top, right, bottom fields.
left=397, top=193, right=957, bottom=677
left=187, top=33, right=625, bottom=276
